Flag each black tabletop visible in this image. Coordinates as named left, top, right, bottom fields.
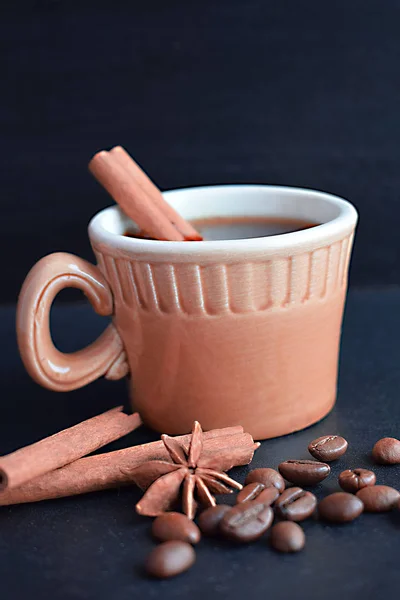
left=0, top=289, right=399, bottom=600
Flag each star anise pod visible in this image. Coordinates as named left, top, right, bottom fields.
left=128, top=421, right=243, bottom=519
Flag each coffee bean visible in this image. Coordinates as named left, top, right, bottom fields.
left=372, top=437, right=400, bottom=465
left=318, top=492, right=364, bottom=523
left=245, top=468, right=285, bottom=493
left=236, top=483, right=278, bottom=506
left=270, top=521, right=305, bottom=553
left=237, top=482, right=265, bottom=503
left=146, top=541, right=196, bottom=578
left=236, top=482, right=279, bottom=506
left=220, top=501, right=274, bottom=542
left=254, top=487, right=280, bottom=506
left=197, top=505, right=231, bottom=536
left=275, top=487, right=317, bottom=521
left=152, top=512, right=201, bottom=544
left=338, top=469, right=376, bottom=493
left=356, top=485, right=400, bottom=512
left=278, top=460, right=330, bottom=486
left=308, top=435, right=348, bottom=462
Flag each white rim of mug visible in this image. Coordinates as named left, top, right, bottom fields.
left=88, top=184, right=358, bottom=257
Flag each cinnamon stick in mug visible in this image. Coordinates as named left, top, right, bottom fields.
left=0, top=407, right=141, bottom=492
left=89, top=151, right=185, bottom=241
left=110, top=146, right=202, bottom=241
left=0, top=428, right=258, bottom=506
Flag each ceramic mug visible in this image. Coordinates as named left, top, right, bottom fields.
left=17, top=185, right=358, bottom=439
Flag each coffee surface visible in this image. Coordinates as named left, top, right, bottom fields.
left=124, top=216, right=318, bottom=241
left=190, top=216, right=318, bottom=240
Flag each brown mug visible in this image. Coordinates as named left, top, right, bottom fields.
left=17, top=185, right=358, bottom=439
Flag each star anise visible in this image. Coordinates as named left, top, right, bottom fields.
left=128, top=421, right=243, bottom=519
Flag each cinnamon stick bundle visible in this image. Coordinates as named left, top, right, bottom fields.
left=0, top=407, right=141, bottom=492
left=0, top=427, right=259, bottom=506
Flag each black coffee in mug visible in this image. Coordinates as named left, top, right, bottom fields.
left=124, top=216, right=319, bottom=241
left=189, top=216, right=319, bottom=241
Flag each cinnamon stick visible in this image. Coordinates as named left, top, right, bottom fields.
left=0, top=407, right=141, bottom=492
left=0, top=428, right=259, bottom=506
left=89, top=151, right=184, bottom=241
left=110, top=146, right=202, bottom=241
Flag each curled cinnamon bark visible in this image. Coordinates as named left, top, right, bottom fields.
left=110, top=147, right=202, bottom=241
left=89, top=151, right=184, bottom=241
left=89, top=148, right=202, bottom=241
left=0, top=407, right=141, bottom=492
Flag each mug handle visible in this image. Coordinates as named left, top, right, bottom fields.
left=16, top=252, right=128, bottom=391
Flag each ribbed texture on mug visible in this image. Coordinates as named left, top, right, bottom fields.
left=93, top=233, right=354, bottom=315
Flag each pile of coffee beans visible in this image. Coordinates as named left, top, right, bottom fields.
left=144, top=434, right=400, bottom=578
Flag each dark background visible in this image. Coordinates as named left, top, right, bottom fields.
left=1, top=2, right=400, bottom=600
left=2, top=0, right=400, bottom=303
